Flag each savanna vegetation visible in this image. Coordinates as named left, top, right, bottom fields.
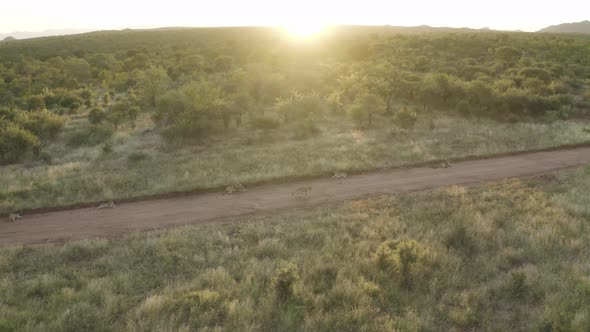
left=1, top=26, right=590, bottom=213
left=2, top=165, right=590, bottom=330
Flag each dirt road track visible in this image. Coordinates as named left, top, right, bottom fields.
left=3, top=147, right=590, bottom=246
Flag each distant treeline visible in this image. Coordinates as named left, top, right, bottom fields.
left=1, top=26, right=589, bottom=164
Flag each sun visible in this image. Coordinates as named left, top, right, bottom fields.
left=283, top=22, right=327, bottom=39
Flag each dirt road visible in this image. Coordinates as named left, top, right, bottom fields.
left=2, top=147, right=590, bottom=246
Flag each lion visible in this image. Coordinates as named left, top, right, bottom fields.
left=97, top=201, right=117, bottom=209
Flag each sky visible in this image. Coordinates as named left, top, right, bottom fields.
left=1, top=0, right=589, bottom=34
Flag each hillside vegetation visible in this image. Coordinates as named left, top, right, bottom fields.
left=1, top=26, right=590, bottom=213
left=1, top=166, right=590, bottom=330
left=539, top=20, right=590, bottom=34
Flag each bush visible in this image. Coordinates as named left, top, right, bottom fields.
left=251, top=116, right=281, bottom=130
left=128, top=152, right=150, bottom=163
left=272, top=261, right=299, bottom=300
left=519, top=67, right=552, bottom=83
left=101, top=141, right=114, bottom=154
left=293, top=120, right=321, bottom=140
left=348, top=105, right=367, bottom=127
left=88, top=108, right=106, bottom=124
left=160, top=118, right=216, bottom=143
left=14, top=110, right=66, bottom=139
left=347, top=94, right=385, bottom=127
left=26, top=95, right=46, bottom=111
left=393, top=107, right=418, bottom=129
left=508, top=271, right=528, bottom=300
left=66, top=124, right=114, bottom=147
left=0, top=124, right=40, bottom=165
left=444, top=224, right=477, bottom=254
left=374, top=239, right=427, bottom=287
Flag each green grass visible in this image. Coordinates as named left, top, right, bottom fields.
left=2, top=166, right=590, bottom=331
left=2, top=113, right=590, bottom=214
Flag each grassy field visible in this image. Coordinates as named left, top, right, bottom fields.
left=2, top=112, right=590, bottom=215
left=1, top=166, right=590, bottom=331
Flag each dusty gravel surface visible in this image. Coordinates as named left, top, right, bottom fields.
left=2, top=147, right=590, bottom=246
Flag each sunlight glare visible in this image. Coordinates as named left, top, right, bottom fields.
left=283, top=21, right=326, bottom=39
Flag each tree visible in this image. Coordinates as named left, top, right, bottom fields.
left=64, top=57, right=92, bottom=84
left=465, top=80, right=495, bottom=114
left=274, top=90, right=325, bottom=124
left=367, top=61, right=402, bottom=114
left=519, top=68, right=552, bottom=84
left=106, top=102, right=134, bottom=129
left=158, top=81, right=229, bottom=141
left=495, top=46, right=521, bottom=63
left=138, top=67, right=171, bottom=107
left=348, top=93, right=385, bottom=127
left=326, top=89, right=344, bottom=114
left=419, top=73, right=462, bottom=110
left=14, top=110, right=65, bottom=139
left=214, top=55, right=233, bottom=72
left=393, top=107, right=417, bottom=129
left=229, top=92, right=254, bottom=127
left=154, top=90, right=186, bottom=126
left=0, top=124, right=40, bottom=165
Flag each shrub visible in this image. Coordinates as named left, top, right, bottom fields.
left=251, top=116, right=281, bottom=130
left=374, top=239, right=427, bottom=287
left=101, top=141, right=114, bottom=154
left=14, top=110, right=66, bottom=139
left=427, top=118, right=436, bottom=130
left=128, top=106, right=140, bottom=128
left=444, top=224, right=477, bottom=254
left=508, top=271, right=528, bottom=300
left=160, top=118, right=216, bottom=143
left=274, top=91, right=325, bottom=123
left=66, top=124, right=114, bottom=147
left=348, top=105, right=367, bottom=127
left=394, top=107, right=418, bottom=129
left=272, top=261, right=299, bottom=300
left=0, top=124, right=40, bottom=165
left=128, top=152, right=150, bottom=163
left=26, top=95, right=46, bottom=111
left=519, top=67, right=552, bottom=83
left=347, top=94, right=385, bottom=127
left=308, top=264, right=338, bottom=294
left=293, top=120, right=321, bottom=140
left=88, top=108, right=106, bottom=124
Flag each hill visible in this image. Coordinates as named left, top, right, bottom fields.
left=539, top=20, right=590, bottom=33
left=0, top=28, right=94, bottom=41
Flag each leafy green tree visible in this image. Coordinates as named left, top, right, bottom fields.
left=214, top=55, right=233, bottom=72
left=348, top=93, right=385, bottom=127
left=229, top=92, right=254, bottom=127
left=367, top=61, right=402, bottom=114
left=154, top=90, right=186, bottom=126
left=419, top=73, right=462, bottom=110
left=64, top=57, right=92, bottom=84
left=519, top=68, right=552, bottom=83
left=495, top=46, right=521, bottom=63
left=465, top=80, right=495, bottom=114
left=106, top=102, right=130, bottom=129
left=274, top=90, right=324, bottom=124
left=159, top=81, right=228, bottom=141
left=14, top=110, right=65, bottom=139
left=138, top=67, right=171, bottom=107
left=0, top=124, right=40, bottom=165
